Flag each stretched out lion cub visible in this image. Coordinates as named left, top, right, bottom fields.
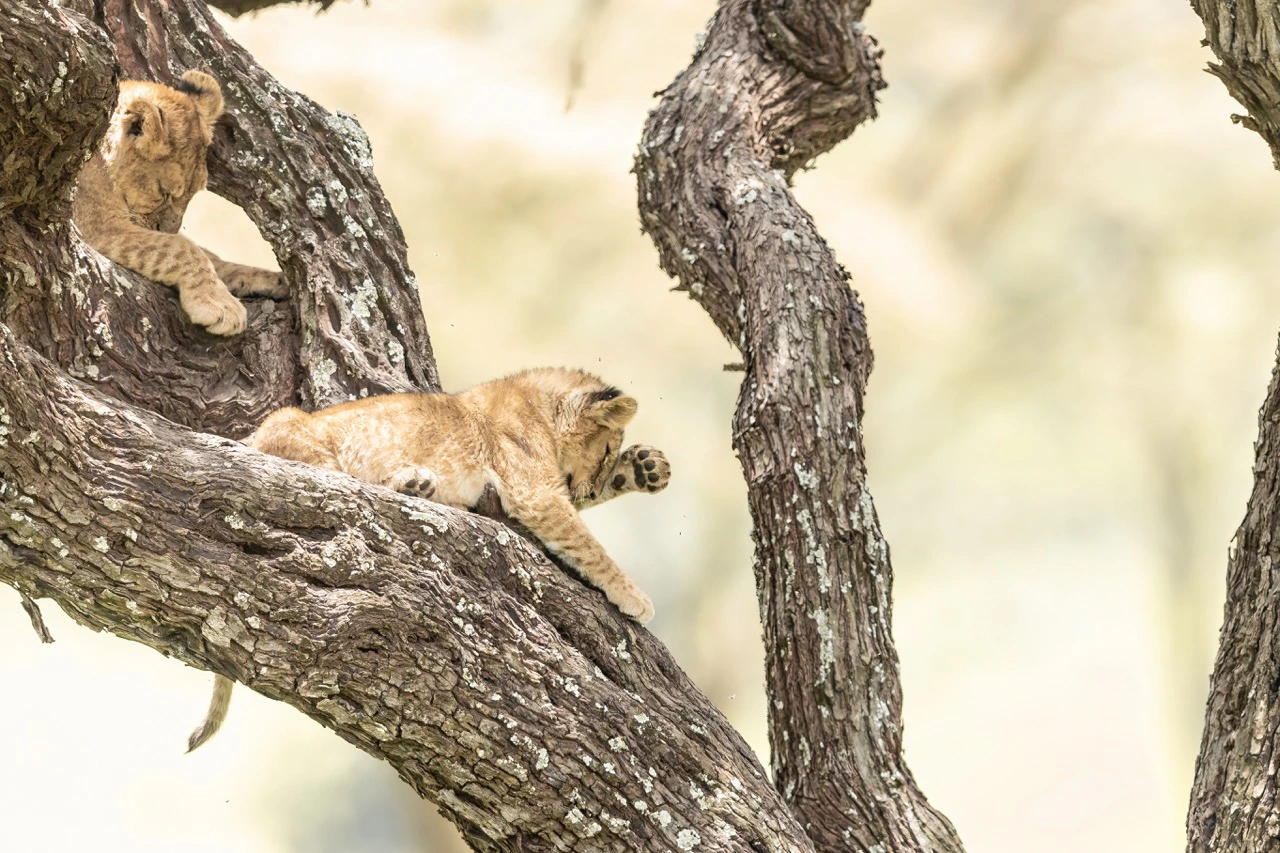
left=73, top=70, right=285, bottom=336
left=187, top=367, right=670, bottom=750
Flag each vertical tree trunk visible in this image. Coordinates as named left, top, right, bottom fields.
left=1186, top=1, right=1280, bottom=850
left=637, top=2, right=965, bottom=851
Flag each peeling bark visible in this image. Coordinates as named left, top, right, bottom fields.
left=636, top=2, right=964, bottom=852
left=1187, top=3, right=1280, bottom=849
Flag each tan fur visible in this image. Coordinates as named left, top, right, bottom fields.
left=187, top=367, right=670, bottom=750
left=72, top=71, right=285, bottom=336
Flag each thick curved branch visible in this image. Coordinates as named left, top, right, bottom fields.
left=0, top=325, right=814, bottom=852
left=637, top=2, right=961, bottom=852
left=1187, top=3, right=1280, bottom=849
left=0, top=1, right=115, bottom=227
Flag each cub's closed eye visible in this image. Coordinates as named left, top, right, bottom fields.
left=565, top=474, right=574, bottom=488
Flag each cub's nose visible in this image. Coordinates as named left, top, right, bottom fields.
left=589, top=491, right=597, bottom=500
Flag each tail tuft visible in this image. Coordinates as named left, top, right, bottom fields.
left=186, top=674, right=234, bottom=753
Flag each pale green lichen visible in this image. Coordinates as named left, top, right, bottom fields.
left=810, top=607, right=835, bottom=686
left=305, top=186, right=327, bottom=216
left=326, top=111, right=374, bottom=170
left=676, top=828, right=702, bottom=849
left=350, top=278, right=375, bottom=322
left=311, top=357, right=338, bottom=394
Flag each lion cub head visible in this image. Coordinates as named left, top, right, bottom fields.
left=557, top=385, right=638, bottom=504
left=101, top=70, right=225, bottom=233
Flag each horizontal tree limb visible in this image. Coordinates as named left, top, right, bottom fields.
left=0, top=322, right=815, bottom=852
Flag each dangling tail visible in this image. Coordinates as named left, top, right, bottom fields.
left=186, top=674, right=234, bottom=752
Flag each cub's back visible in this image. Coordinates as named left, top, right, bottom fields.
left=313, top=392, right=487, bottom=480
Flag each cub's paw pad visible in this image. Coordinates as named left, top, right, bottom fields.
left=622, top=445, right=670, bottom=493
left=222, top=268, right=287, bottom=299
left=389, top=467, right=437, bottom=499
left=182, top=284, right=247, bottom=336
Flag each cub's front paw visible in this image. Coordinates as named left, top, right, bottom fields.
left=387, top=466, right=438, bottom=500
left=182, top=283, right=247, bottom=336
left=616, top=445, right=670, bottom=494
left=608, top=581, right=655, bottom=624
left=221, top=266, right=287, bottom=299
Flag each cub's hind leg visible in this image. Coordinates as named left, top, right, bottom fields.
left=501, top=484, right=654, bottom=623
left=244, top=407, right=339, bottom=468
left=202, top=249, right=287, bottom=299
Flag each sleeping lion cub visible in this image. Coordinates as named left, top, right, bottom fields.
left=73, top=70, right=285, bottom=335
left=187, top=367, right=670, bottom=750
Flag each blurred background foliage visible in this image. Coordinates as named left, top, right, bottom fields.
left=4, top=0, right=1279, bottom=851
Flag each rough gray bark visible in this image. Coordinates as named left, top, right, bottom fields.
left=1187, top=3, right=1280, bottom=849
left=0, top=0, right=818, bottom=850
left=1185, top=341, right=1280, bottom=851
left=636, top=2, right=965, bottom=852
left=0, top=322, right=810, bottom=852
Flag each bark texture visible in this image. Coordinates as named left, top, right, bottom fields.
left=636, top=2, right=965, bottom=852
left=1186, top=340, right=1280, bottom=851
left=0, top=324, right=811, bottom=852
left=0, top=1, right=818, bottom=850
left=1188, top=4, right=1280, bottom=849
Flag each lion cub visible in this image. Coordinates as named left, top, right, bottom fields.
left=186, top=367, right=670, bottom=750
left=73, top=70, right=285, bottom=336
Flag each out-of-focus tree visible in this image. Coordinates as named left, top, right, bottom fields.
left=1185, top=1, right=1280, bottom=849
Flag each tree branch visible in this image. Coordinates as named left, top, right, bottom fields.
left=1186, top=4, right=1280, bottom=849
left=0, top=323, right=815, bottom=851
left=637, top=2, right=962, bottom=851
left=1191, top=0, right=1280, bottom=169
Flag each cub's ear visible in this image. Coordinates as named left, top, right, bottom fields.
left=584, top=388, right=637, bottom=429
left=177, top=70, right=224, bottom=129
left=118, top=96, right=170, bottom=158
